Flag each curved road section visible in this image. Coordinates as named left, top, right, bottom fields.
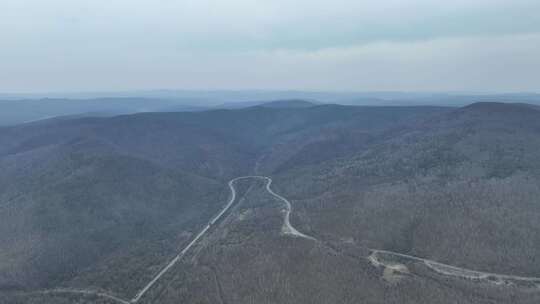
left=36, top=175, right=540, bottom=303
left=371, top=249, right=540, bottom=285
left=131, top=176, right=314, bottom=303
left=264, top=177, right=316, bottom=240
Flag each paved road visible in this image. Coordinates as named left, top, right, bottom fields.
left=130, top=176, right=246, bottom=302
left=233, top=176, right=316, bottom=239
left=32, top=175, right=540, bottom=303
left=371, top=249, right=540, bottom=284
left=131, top=176, right=315, bottom=302
left=231, top=177, right=539, bottom=285
left=35, top=176, right=246, bottom=304
left=36, top=175, right=315, bottom=304
left=263, top=177, right=316, bottom=240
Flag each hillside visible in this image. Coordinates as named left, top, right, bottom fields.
left=258, top=99, right=317, bottom=108
left=276, top=102, right=540, bottom=277
left=2, top=103, right=540, bottom=304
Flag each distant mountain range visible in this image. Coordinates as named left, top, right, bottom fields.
left=0, top=98, right=316, bottom=126
left=2, top=89, right=540, bottom=104
left=2, top=91, right=540, bottom=126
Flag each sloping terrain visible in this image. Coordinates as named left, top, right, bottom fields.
left=2, top=103, right=540, bottom=303
left=276, top=102, right=540, bottom=277
left=0, top=98, right=206, bottom=126
left=0, top=142, right=224, bottom=294
left=140, top=178, right=540, bottom=304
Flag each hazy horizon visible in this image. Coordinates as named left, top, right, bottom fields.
left=2, top=0, right=539, bottom=93
left=2, top=89, right=540, bottom=100
left=3, top=2, right=540, bottom=303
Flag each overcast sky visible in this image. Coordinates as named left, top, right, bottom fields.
left=2, top=0, right=539, bottom=93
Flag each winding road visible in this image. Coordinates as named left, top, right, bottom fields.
left=39, top=175, right=313, bottom=303
left=130, top=175, right=540, bottom=300
left=132, top=176, right=315, bottom=302
left=241, top=176, right=316, bottom=240
left=34, top=175, right=540, bottom=303
left=370, top=249, right=540, bottom=284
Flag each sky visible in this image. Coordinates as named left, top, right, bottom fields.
left=1, top=0, right=540, bottom=93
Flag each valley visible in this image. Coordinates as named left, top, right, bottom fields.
left=2, top=102, right=540, bottom=303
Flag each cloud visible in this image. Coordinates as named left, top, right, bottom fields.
left=1, top=0, right=539, bottom=92
left=3, top=0, right=540, bottom=50
left=3, top=33, right=539, bottom=92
